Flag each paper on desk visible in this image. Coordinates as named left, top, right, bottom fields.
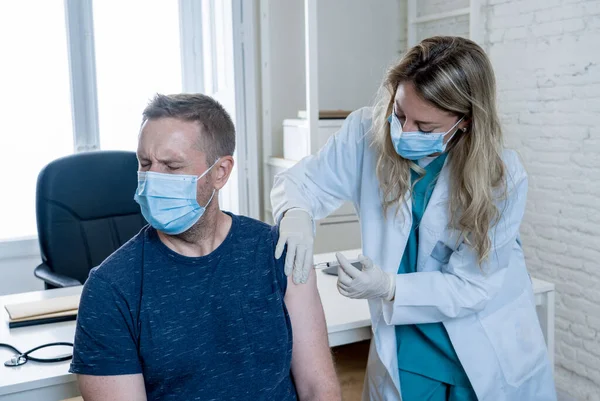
left=4, top=294, right=80, bottom=320
left=8, top=309, right=78, bottom=323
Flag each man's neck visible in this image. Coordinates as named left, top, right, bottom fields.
left=157, top=207, right=233, bottom=258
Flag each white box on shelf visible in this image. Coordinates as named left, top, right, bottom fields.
left=283, top=118, right=344, bottom=161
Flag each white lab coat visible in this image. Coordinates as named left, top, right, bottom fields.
left=271, top=108, right=556, bottom=401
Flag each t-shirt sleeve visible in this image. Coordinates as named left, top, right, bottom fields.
left=69, top=269, right=142, bottom=376
left=270, top=225, right=288, bottom=296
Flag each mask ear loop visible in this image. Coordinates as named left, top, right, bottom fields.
left=197, top=158, right=221, bottom=181
left=197, top=158, right=220, bottom=208
left=442, top=116, right=467, bottom=152
left=444, top=116, right=465, bottom=142
left=203, top=189, right=216, bottom=208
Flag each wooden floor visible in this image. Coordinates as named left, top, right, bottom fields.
left=63, top=340, right=371, bottom=401
left=332, top=340, right=370, bottom=401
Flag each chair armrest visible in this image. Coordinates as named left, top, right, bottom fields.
left=34, top=263, right=82, bottom=288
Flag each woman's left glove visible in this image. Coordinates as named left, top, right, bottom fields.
left=335, top=253, right=396, bottom=301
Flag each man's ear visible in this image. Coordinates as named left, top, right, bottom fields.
left=213, top=156, right=234, bottom=190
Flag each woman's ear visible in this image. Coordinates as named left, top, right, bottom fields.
left=458, top=117, right=471, bottom=133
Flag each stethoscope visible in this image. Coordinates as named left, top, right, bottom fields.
left=0, top=342, right=73, bottom=367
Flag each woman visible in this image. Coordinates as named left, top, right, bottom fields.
left=271, top=37, right=556, bottom=401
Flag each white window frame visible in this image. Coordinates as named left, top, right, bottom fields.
left=1, top=0, right=261, bottom=260
left=231, top=0, right=260, bottom=219
left=179, top=0, right=205, bottom=94
left=65, top=0, right=100, bottom=152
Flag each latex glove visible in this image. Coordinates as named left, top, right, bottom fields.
left=336, top=253, right=396, bottom=301
left=275, top=209, right=315, bottom=284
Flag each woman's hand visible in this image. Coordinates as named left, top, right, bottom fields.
left=275, top=209, right=314, bottom=284
left=336, top=253, right=396, bottom=301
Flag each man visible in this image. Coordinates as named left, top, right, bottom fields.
left=70, top=93, right=341, bottom=401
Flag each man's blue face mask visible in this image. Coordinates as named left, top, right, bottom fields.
left=134, top=160, right=218, bottom=235
left=388, top=113, right=464, bottom=160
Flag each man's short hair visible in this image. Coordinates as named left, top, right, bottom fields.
left=142, top=93, right=235, bottom=164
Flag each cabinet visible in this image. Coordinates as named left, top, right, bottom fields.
left=283, top=118, right=343, bottom=161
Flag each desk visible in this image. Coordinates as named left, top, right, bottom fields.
left=0, top=286, right=81, bottom=401
left=0, top=250, right=555, bottom=401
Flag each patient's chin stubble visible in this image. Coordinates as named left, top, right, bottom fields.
left=176, top=183, right=216, bottom=243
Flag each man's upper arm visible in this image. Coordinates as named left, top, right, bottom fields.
left=71, top=270, right=145, bottom=399
left=78, top=373, right=147, bottom=401
left=284, top=268, right=341, bottom=400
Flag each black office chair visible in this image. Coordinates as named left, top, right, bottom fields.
left=34, top=151, right=147, bottom=289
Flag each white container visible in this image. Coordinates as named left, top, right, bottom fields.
left=283, top=118, right=344, bottom=161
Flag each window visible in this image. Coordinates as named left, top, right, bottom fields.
left=93, top=0, right=183, bottom=151
left=0, top=1, right=73, bottom=240
left=0, top=0, right=256, bottom=246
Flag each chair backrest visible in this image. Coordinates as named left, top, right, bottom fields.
left=36, top=151, right=146, bottom=285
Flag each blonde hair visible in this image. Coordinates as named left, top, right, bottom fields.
left=372, top=36, right=505, bottom=263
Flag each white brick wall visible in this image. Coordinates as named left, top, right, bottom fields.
left=485, top=0, right=600, bottom=399
left=405, top=0, right=600, bottom=398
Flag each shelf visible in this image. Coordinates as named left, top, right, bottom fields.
left=410, top=7, right=470, bottom=24
left=407, top=1, right=482, bottom=47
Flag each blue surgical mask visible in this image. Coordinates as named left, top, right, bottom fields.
left=134, top=160, right=218, bottom=235
left=388, top=113, right=464, bottom=160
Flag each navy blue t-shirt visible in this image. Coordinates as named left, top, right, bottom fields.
left=70, top=213, right=297, bottom=401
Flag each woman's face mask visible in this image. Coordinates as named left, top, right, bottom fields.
left=388, top=112, right=464, bottom=160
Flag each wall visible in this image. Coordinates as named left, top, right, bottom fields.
left=0, top=256, right=44, bottom=296
left=0, top=239, right=43, bottom=296
left=316, top=0, right=405, bottom=110
left=262, top=0, right=406, bottom=159
left=484, top=1, right=600, bottom=399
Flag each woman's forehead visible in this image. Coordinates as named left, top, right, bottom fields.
left=394, top=82, right=455, bottom=121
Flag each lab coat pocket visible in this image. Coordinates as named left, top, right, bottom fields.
left=479, top=289, right=547, bottom=387
left=430, top=241, right=454, bottom=264
left=241, top=291, right=290, bottom=376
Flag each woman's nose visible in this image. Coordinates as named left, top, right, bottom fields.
left=402, top=120, right=418, bottom=132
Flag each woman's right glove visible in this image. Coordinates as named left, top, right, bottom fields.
left=336, top=253, right=396, bottom=301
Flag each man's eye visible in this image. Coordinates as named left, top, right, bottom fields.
left=167, top=165, right=181, bottom=170
left=420, top=129, right=434, bottom=134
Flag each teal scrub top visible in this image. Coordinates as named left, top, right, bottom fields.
left=395, top=153, right=472, bottom=388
